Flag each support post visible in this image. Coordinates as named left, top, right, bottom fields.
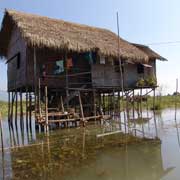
left=45, top=86, right=49, bottom=132
left=93, top=89, right=97, bottom=123
left=78, top=91, right=85, bottom=127
left=34, top=47, right=37, bottom=118
left=60, top=96, right=65, bottom=113
left=8, top=92, right=11, bottom=123
left=29, top=92, right=32, bottom=128
left=15, top=90, right=18, bottom=128
left=0, top=112, right=4, bottom=152
left=26, top=88, right=28, bottom=130
left=65, top=52, right=69, bottom=109
left=153, top=88, right=158, bottom=138
left=140, top=88, right=145, bottom=137
left=20, top=90, right=24, bottom=129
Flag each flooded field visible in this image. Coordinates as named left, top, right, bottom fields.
left=1, top=108, right=180, bottom=180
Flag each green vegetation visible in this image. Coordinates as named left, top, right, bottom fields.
left=0, top=95, right=180, bottom=117
left=0, top=101, right=26, bottom=117
left=0, top=101, right=8, bottom=117
left=146, top=95, right=180, bottom=110
left=136, top=76, right=157, bottom=87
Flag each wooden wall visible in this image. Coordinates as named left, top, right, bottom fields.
left=7, top=27, right=27, bottom=91
left=92, top=60, right=157, bottom=89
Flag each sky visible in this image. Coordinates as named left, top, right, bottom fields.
left=0, top=0, right=180, bottom=94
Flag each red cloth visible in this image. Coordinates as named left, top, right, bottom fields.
left=67, top=58, right=73, bottom=69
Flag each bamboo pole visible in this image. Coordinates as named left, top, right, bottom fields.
left=10, top=92, right=15, bottom=128
left=117, top=12, right=127, bottom=134
left=174, top=79, right=180, bottom=147
left=26, top=88, right=28, bottom=130
left=34, top=47, right=37, bottom=118
left=8, top=91, right=11, bottom=123
left=140, top=88, right=145, bottom=137
left=14, top=91, right=18, bottom=134
left=60, top=96, right=65, bottom=113
left=0, top=112, right=4, bottom=152
left=65, top=52, right=69, bottom=109
left=29, top=92, right=32, bottom=128
left=45, top=86, right=49, bottom=132
left=153, top=88, right=158, bottom=138
left=78, top=91, right=85, bottom=127
left=132, top=89, right=136, bottom=136
left=20, top=90, right=24, bottom=132
left=113, top=89, right=115, bottom=118
left=38, top=78, right=42, bottom=117
left=93, top=89, right=97, bottom=123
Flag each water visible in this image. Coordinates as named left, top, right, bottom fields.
left=0, top=108, right=180, bottom=180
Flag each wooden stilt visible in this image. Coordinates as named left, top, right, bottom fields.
left=118, top=91, right=121, bottom=129
left=113, top=89, right=115, bottom=118
left=132, top=90, right=136, bottom=136
left=15, top=90, right=18, bottom=128
left=38, top=78, right=42, bottom=117
left=0, top=112, right=4, bottom=152
left=103, top=93, right=105, bottom=115
left=153, top=88, right=158, bottom=138
left=26, top=88, right=28, bottom=130
left=60, top=96, right=65, bottom=113
left=20, top=90, right=24, bottom=130
left=10, top=92, right=15, bottom=128
left=93, top=89, right=97, bottom=123
left=78, top=91, right=85, bottom=127
left=45, top=86, right=49, bottom=132
left=140, top=88, right=145, bottom=137
left=8, top=91, right=11, bottom=124
left=29, top=92, right=32, bottom=128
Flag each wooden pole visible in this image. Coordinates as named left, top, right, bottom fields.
left=117, top=12, right=127, bottom=134
left=8, top=91, right=11, bottom=123
left=103, top=93, right=105, bottom=115
left=34, top=47, right=37, bottom=118
left=29, top=92, right=32, bottom=128
left=15, top=91, right=18, bottom=128
left=10, top=92, right=15, bottom=128
left=38, top=78, right=42, bottom=117
left=0, top=112, right=4, bottom=152
left=78, top=91, right=85, bottom=127
left=118, top=91, right=122, bottom=129
left=20, top=90, right=24, bottom=129
left=140, top=88, right=145, bottom=137
left=113, top=89, right=115, bottom=118
left=60, top=96, right=65, bottom=113
left=26, top=88, right=28, bottom=130
left=132, top=90, right=136, bottom=135
left=174, top=79, right=180, bottom=147
left=153, top=88, right=158, bottom=138
left=65, top=52, right=69, bottom=109
left=93, top=89, right=97, bottom=123
left=45, top=86, right=49, bottom=132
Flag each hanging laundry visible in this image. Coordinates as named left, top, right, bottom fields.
left=67, top=58, right=73, bottom=69
left=100, top=55, right=105, bottom=64
left=84, top=52, right=94, bottom=64
left=54, top=60, right=64, bottom=74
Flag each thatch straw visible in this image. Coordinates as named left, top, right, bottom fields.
left=0, top=10, right=164, bottom=63
left=132, top=43, right=167, bottom=61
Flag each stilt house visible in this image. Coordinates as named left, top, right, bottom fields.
left=0, top=10, right=166, bottom=123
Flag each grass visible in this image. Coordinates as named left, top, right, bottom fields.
left=0, top=101, right=26, bottom=117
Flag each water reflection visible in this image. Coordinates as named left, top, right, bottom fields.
left=0, top=109, right=179, bottom=179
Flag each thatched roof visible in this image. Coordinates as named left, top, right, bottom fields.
left=0, top=9, right=151, bottom=62
left=132, top=43, right=167, bottom=61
